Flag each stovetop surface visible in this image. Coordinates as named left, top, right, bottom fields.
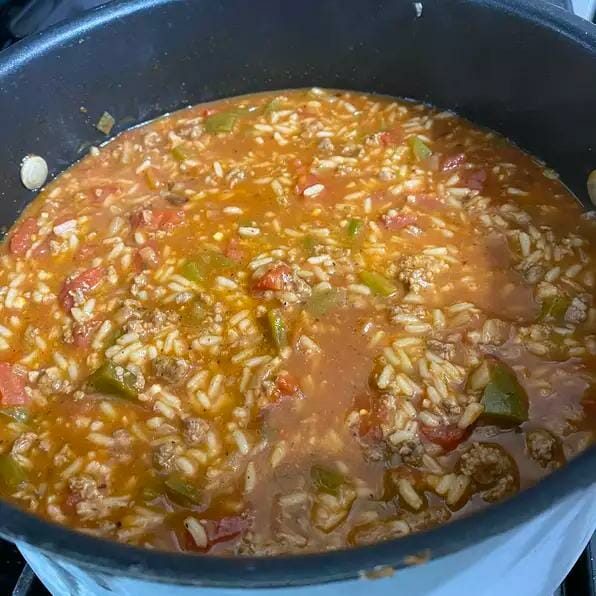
left=0, top=0, right=593, bottom=594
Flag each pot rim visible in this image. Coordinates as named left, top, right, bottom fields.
left=0, top=0, right=595, bottom=587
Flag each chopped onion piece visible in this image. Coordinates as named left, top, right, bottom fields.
left=96, top=111, right=115, bottom=135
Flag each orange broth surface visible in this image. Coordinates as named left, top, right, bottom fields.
left=0, top=88, right=593, bottom=555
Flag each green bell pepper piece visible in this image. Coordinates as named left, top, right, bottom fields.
left=264, top=98, right=284, bottom=113
left=481, top=361, right=529, bottom=425
left=0, top=407, right=29, bottom=424
left=164, top=474, right=202, bottom=506
left=302, top=235, right=316, bottom=254
left=181, top=261, right=203, bottom=282
left=311, top=465, right=345, bottom=495
left=346, top=218, right=364, bottom=238
left=359, top=270, right=397, bottom=297
left=306, top=288, right=340, bottom=318
left=267, top=309, right=288, bottom=351
left=171, top=145, right=192, bottom=162
left=144, top=169, right=160, bottom=190
left=539, top=295, right=571, bottom=323
left=181, top=251, right=235, bottom=282
left=181, top=302, right=207, bottom=327
left=88, top=361, right=138, bottom=400
left=409, top=136, right=432, bottom=161
left=205, top=111, right=238, bottom=134
left=0, top=454, right=27, bottom=488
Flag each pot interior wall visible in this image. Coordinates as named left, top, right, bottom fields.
left=0, top=0, right=595, bottom=225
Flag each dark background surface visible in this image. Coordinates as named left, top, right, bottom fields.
left=0, top=0, right=593, bottom=594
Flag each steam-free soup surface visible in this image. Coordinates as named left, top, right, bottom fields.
left=0, top=89, right=594, bottom=554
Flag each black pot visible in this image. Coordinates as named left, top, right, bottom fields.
left=0, top=0, right=595, bottom=587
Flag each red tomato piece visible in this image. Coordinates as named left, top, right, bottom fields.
left=252, top=263, right=293, bottom=292
left=224, top=238, right=244, bottom=263
left=130, top=210, right=151, bottom=229
left=275, top=372, right=300, bottom=397
left=442, top=152, right=466, bottom=171
left=204, top=515, right=251, bottom=546
left=59, top=266, right=105, bottom=312
left=381, top=213, right=417, bottom=230
left=465, top=169, right=487, bottom=191
left=130, top=208, right=184, bottom=230
left=378, top=132, right=393, bottom=146
left=260, top=373, right=303, bottom=415
left=9, top=217, right=38, bottom=256
left=420, top=424, right=469, bottom=451
left=0, top=362, right=28, bottom=406
left=182, top=515, right=252, bottom=552
left=379, top=126, right=403, bottom=146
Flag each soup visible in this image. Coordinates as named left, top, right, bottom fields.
left=0, top=89, right=594, bottom=555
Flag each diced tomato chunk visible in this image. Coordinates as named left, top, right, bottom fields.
left=378, top=132, right=392, bottom=146
left=465, top=169, right=487, bottom=191
left=275, top=372, right=300, bottom=397
left=442, top=152, right=466, bottom=171
left=224, top=237, right=244, bottom=263
left=420, top=424, right=468, bottom=451
left=9, top=218, right=38, bottom=256
left=252, top=263, right=293, bottom=292
left=59, top=266, right=105, bottom=312
left=130, top=210, right=149, bottom=229
left=155, top=209, right=185, bottom=228
left=205, top=515, right=251, bottom=545
left=0, top=363, right=28, bottom=406
left=130, top=208, right=184, bottom=230
left=378, top=126, right=403, bottom=146
left=260, top=373, right=303, bottom=414
left=184, top=515, right=251, bottom=552
left=381, top=212, right=417, bottom=230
